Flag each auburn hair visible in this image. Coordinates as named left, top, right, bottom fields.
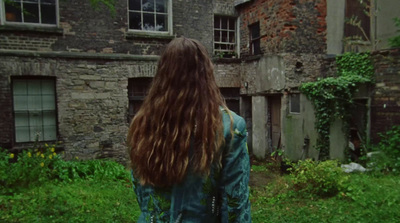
left=127, top=37, right=228, bottom=187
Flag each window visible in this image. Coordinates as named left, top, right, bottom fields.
left=128, top=0, right=171, bottom=33
left=12, top=78, right=57, bottom=143
left=249, top=22, right=261, bottom=55
left=289, top=93, right=300, bottom=114
left=220, top=87, right=240, bottom=115
left=214, top=16, right=237, bottom=57
left=128, top=77, right=152, bottom=121
left=345, top=0, right=370, bottom=41
left=2, top=0, right=58, bottom=25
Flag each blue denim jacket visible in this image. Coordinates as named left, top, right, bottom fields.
left=132, top=109, right=251, bottom=222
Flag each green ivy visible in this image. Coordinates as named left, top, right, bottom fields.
left=300, top=52, right=373, bottom=160
left=389, top=17, right=400, bottom=48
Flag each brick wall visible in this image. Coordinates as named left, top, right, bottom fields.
left=237, top=0, right=327, bottom=56
left=371, top=48, right=400, bottom=143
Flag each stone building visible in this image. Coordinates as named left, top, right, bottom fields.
left=0, top=0, right=399, bottom=164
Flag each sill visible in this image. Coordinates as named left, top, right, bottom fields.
left=125, top=31, right=174, bottom=40
left=212, top=57, right=241, bottom=63
left=0, top=24, right=63, bottom=35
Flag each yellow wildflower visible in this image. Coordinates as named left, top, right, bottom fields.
left=40, top=162, right=44, bottom=167
left=50, top=147, right=55, bottom=153
left=36, top=152, right=41, bottom=157
left=41, top=154, right=45, bottom=159
left=75, top=156, right=79, bottom=160
left=9, top=153, right=14, bottom=159
left=28, top=152, right=32, bottom=158
left=45, top=143, right=49, bottom=147
left=49, top=155, right=53, bottom=159
left=53, top=152, right=56, bottom=156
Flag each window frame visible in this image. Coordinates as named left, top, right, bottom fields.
left=289, top=93, right=300, bottom=114
left=127, top=0, right=173, bottom=35
left=249, top=22, right=261, bottom=55
left=213, top=15, right=238, bottom=57
left=0, top=0, right=59, bottom=27
left=11, top=76, right=58, bottom=143
left=344, top=0, right=371, bottom=41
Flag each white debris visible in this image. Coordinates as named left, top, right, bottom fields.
left=341, top=162, right=368, bottom=173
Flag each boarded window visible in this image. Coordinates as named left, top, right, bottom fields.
left=345, top=0, right=370, bottom=41
left=12, top=78, right=57, bottom=142
left=289, top=93, right=300, bottom=114
left=128, top=77, right=152, bottom=122
left=220, top=87, right=240, bottom=114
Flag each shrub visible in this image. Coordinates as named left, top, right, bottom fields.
left=288, top=159, right=348, bottom=197
left=0, top=144, right=130, bottom=194
left=369, top=125, right=400, bottom=174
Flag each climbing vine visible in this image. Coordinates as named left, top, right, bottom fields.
left=300, top=52, right=373, bottom=160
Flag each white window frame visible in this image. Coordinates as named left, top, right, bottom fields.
left=0, top=0, right=59, bottom=27
left=289, top=93, right=300, bottom=114
left=12, top=77, right=57, bottom=143
left=214, top=15, right=237, bottom=56
left=127, top=0, right=173, bottom=35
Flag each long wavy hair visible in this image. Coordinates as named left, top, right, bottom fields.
left=127, top=37, right=228, bottom=187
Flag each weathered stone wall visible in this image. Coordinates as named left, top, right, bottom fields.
left=371, top=48, right=400, bottom=143
left=240, top=53, right=329, bottom=94
left=237, top=0, right=327, bottom=56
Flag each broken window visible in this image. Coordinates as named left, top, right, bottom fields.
left=128, top=77, right=152, bottom=122
left=214, top=16, right=237, bottom=57
left=12, top=77, right=57, bottom=142
left=220, top=87, right=240, bottom=114
left=289, top=93, right=300, bottom=114
left=345, top=0, right=370, bottom=41
left=3, top=0, right=57, bottom=25
left=249, top=22, right=261, bottom=55
left=128, top=0, right=171, bottom=32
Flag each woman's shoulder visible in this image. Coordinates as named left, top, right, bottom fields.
left=221, top=108, right=247, bottom=138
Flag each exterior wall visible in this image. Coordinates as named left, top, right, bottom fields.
left=251, top=96, right=268, bottom=159
left=0, top=0, right=242, bottom=164
left=375, top=0, right=400, bottom=50
left=281, top=94, right=319, bottom=161
left=371, top=48, right=400, bottom=143
left=326, top=0, right=345, bottom=55
left=237, top=0, right=327, bottom=55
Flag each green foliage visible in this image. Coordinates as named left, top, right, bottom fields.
left=389, top=17, right=400, bottom=48
left=0, top=144, right=129, bottom=194
left=369, top=125, right=400, bottom=174
left=288, top=159, right=348, bottom=197
left=300, top=52, right=373, bottom=159
left=88, top=0, right=117, bottom=16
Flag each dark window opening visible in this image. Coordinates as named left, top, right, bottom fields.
left=128, top=77, right=152, bottom=122
left=249, top=22, right=261, bottom=55
left=220, top=87, right=240, bottom=115
left=345, top=0, right=370, bottom=41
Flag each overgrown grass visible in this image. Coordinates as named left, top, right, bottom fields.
left=250, top=164, right=400, bottom=223
left=1, top=145, right=400, bottom=222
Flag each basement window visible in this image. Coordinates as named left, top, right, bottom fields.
left=128, top=77, right=152, bottom=122
left=2, top=0, right=58, bottom=26
left=12, top=77, right=57, bottom=142
left=214, top=16, right=237, bottom=57
left=289, top=93, right=300, bottom=114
